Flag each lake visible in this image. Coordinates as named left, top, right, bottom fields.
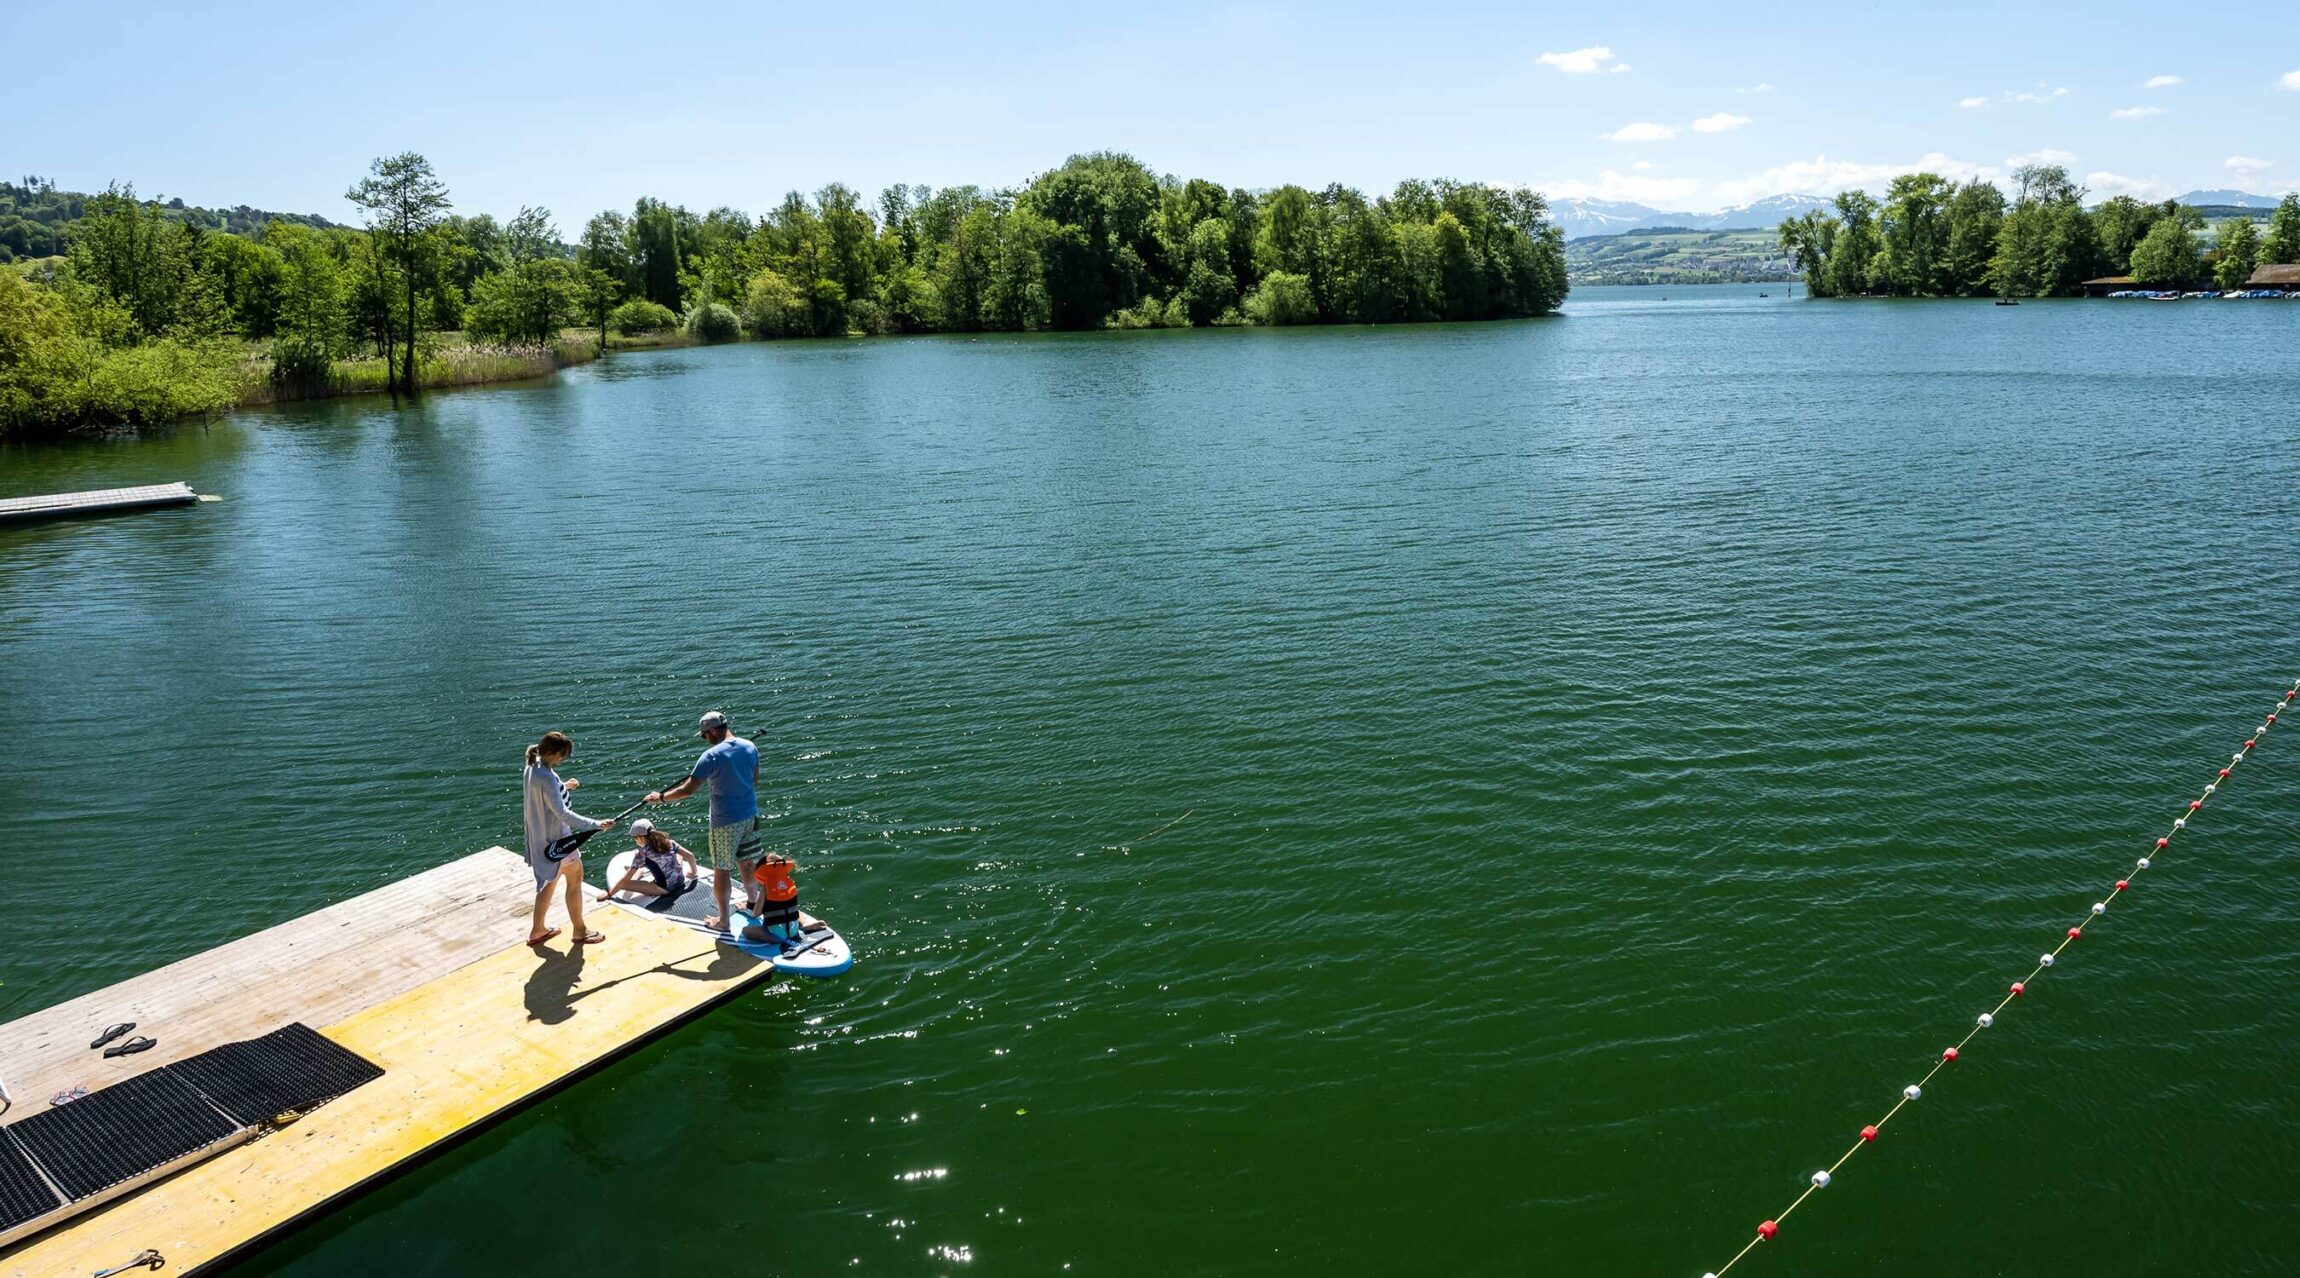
left=3, top=285, right=2297, bottom=1275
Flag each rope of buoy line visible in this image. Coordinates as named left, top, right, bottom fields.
left=1698, top=678, right=2298, bottom=1278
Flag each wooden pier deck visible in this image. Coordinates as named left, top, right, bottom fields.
left=0, top=483, right=201, bottom=524
left=0, top=848, right=774, bottom=1277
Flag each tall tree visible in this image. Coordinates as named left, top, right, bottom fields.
left=1779, top=210, right=1841, bottom=297
left=1827, top=191, right=1881, bottom=296
left=345, top=152, right=450, bottom=393
left=2214, top=216, right=2260, bottom=290
left=2261, top=194, right=2300, bottom=265
left=630, top=198, right=684, bottom=310
left=1879, top=173, right=1954, bottom=295
left=264, top=222, right=345, bottom=383
left=1943, top=180, right=2005, bottom=295
left=2127, top=218, right=2201, bottom=286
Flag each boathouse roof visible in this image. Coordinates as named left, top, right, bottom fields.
left=2245, top=263, right=2300, bottom=287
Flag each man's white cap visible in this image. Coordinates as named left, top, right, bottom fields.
left=698, top=709, right=730, bottom=734
left=629, top=817, right=655, bottom=838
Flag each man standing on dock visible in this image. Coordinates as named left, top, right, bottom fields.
left=647, top=710, right=762, bottom=931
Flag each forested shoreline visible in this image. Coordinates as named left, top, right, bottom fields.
left=1779, top=163, right=2300, bottom=298
left=0, top=151, right=1569, bottom=439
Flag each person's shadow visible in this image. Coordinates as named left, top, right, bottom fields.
left=523, top=939, right=761, bottom=1027
left=523, top=943, right=588, bottom=1025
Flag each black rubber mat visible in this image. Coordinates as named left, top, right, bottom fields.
left=167, top=1022, right=384, bottom=1127
left=638, top=875, right=724, bottom=926
left=5, top=1071, right=239, bottom=1201
left=0, top=1130, right=64, bottom=1234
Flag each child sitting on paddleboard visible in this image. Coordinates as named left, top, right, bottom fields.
left=741, top=854, right=805, bottom=947
left=609, top=819, right=698, bottom=898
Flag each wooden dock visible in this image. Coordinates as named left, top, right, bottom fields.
left=0, top=848, right=775, bottom=1276
left=0, top=483, right=202, bottom=524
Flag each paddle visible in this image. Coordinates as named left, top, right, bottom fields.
left=544, top=778, right=683, bottom=864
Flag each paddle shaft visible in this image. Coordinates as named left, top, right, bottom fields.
left=551, top=776, right=686, bottom=860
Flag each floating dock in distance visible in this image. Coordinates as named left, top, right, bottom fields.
left=0, top=482, right=202, bottom=524
left=0, top=848, right=776, bottom=1277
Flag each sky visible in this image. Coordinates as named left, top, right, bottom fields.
left=8, top=0, right=2300, bottom=224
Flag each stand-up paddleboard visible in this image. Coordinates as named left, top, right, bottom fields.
left=602, top=850, right=854, bottom=978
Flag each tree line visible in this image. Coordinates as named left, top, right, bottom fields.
left=1779, top=164, right=2300, bottom=298
left=1, top=151, right=1570, bottom=434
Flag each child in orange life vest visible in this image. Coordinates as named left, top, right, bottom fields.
left=741, top=855, right=803, bottom=947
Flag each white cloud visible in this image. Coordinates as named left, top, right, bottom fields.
left=1538, top=46, right=1620, bottom=74
left=2143, top=74, right=2181, bottom=88
left=1970, top=86, right=2072, bottom=107
left=2005, top=149, right=2079, bottom=168
left=2279, top=70, right=2300, bottom=91
left=2084, top=170, right=2167, bottom=199
left=2110, top=106, right=2167, bottom=120
left=1692, top=112, right=1753, bottom=134
left=1631, top=160, right=1654, bottom=171
left=1535, top=171, right=1706, bottom=205
left=2225, top=155, right=2274, bottom=180
left=1704, top=152, right=2001, bottom=207
left=1602, top=121, right=1678, bottom=142
left=1740, top=82, right=1773, bottom=93
left=1610, top=63, right=1632, bottom=74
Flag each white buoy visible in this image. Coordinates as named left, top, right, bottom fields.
left=1811, top=1170, right=1832, bottom=1188
left=2137, top=857, right=2152, bottom=869
left=2093, top=902, right=2107, bottom=914
left=1977, top=1012, right=1994, bottom=1027
left=1903, top=1084, right=1922, bottom=1100
left=2040, top=953, right=2056, bottom=967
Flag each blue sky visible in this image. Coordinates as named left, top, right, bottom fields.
left=9, top=0, right=2299, bottom=222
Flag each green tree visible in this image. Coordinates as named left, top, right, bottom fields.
left=466, top=258, right=578, bottom=348
left=506, top=206, right=559, bottom=265
left=264, top=222, right=346, bottom=384
left=1019, top=152, right=1162, bottom=328
left=1779, top=210, right=1841, bottom=296
left=0, top=271, right=94, bottom=430
left=1989, top=164, right=2096, bottom=297
left=2090, top=196, right=2161, bottom=275
left=740, top=267, right=807, bottom=338
left=2128, top=218, right=2201, bottom=286
left=578, top=212, right=635, bottom=295
left=1243, top=271, right=1317, bottom=325
left=1879, top=173, right=1954, bottom=295
left=345, top=152, right=450, bottom=393
left=2214, top=216, right=2260, bottom=290
left=69, top=183, right=193, bottom=340
left=1827, top=191, right=1881, bottom=296
left=1176, top=216, right=1236, bottom=325
left=2261, top=194, right=2300, bottom=265
left=1943, top=180, right=2005, bottom=295
left=631, top=198, right=684, bottom=310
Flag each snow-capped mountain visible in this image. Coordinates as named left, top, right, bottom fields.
left=1545, top=193, right=1834, bottom=240
left=2171, top=189, right=2278, bottom=208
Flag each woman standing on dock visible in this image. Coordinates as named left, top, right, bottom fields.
left=523, top=731, right=611, bottom=946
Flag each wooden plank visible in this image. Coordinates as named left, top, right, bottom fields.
left=1, top=903, right=768, bottom=1277
left=0, top=849, right=536, bottom=1115
left=0, top=483, right=200, bottom=523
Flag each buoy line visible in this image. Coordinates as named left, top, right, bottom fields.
left=1699, top=678, right=2298, bottom=1278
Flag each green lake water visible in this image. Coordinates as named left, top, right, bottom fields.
left=3, top=285, right=2297, bottom=1275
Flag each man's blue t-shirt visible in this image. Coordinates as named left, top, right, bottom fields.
left=691, top=736, right=760, bottom=827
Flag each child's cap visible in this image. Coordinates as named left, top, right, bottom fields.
left=629, top=818, right=655, bottom=839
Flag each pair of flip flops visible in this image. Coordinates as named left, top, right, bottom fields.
left=91, top=1022, right=155, bottom=1058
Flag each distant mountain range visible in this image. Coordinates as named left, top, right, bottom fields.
left=1545, top=189, right=2283, bottom=241
left=1544, top=194, right=1833, bottom=241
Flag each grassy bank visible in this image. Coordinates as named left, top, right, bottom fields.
left=248, top=331, right=605, bottom=406
left=3, top=326, right=679, bottom=438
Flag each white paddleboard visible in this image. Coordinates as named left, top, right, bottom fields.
left=602, top=850, right=854, bottom=978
